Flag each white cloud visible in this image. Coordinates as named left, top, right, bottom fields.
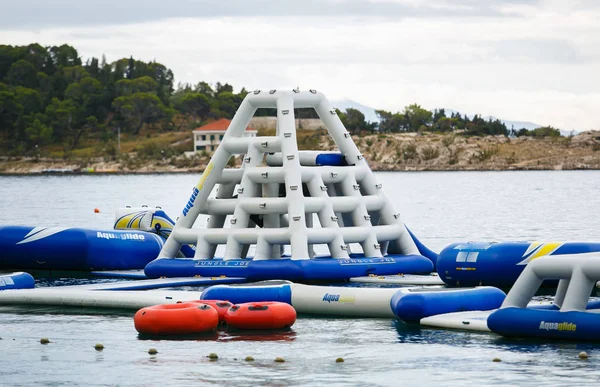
left=1, top=0, right=599, bottom=130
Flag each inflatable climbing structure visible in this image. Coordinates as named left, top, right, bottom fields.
left=144, top=89, right=434, bottom=281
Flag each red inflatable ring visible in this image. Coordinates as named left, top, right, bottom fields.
left=188, top=300, right=232, bottom=324
left=224, top=302, right=297, bottom=330
left=134, top=302, right=218, bottom=335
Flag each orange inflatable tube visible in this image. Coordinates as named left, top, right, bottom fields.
left=134, top=302, right=218, bottom=335
left=224, top=302, right=297, bottom=330
left=188, top=300, right=232, bottom=324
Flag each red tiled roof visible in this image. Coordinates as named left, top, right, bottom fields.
left=193, top=118, right=255, bottom=132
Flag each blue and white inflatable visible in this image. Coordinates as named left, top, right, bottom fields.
left=0, top=226, right=163, bottom=271
left=437, top=241, right=600, bottom=287
left=145, top=254, right=433, bottom=282
left=0, top=207, right=192, bottom=272
left=487, top=252, right=600, bottom=341
left=143, top=90, right=437, bottom=281
left=0, top=272, right=35, bottom=290
left=200, top=282, right=504, bottom=320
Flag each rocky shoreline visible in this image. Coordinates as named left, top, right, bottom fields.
left=1, top=130, right=599, bottom=175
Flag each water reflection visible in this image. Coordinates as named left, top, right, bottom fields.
left=219, top=329, right=296, bottom=342
left=137, top=331, right=220, bottom=341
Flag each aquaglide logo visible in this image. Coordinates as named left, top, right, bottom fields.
left=96, top=232, right=145, bottom=241
left=322, top=293, right=356, bottom=303
left=323, top=293, right=340, bottom=303
left=539, top=321, right=577, bottom=332
left=183, top=187, right=199, bottom=216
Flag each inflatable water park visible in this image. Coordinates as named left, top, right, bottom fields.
left=2, top=89, right=600, bottom=342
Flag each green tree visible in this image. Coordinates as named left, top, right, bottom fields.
left=45, top=97, right=76, bottom=143
left=215, top=82, right=233, bottom=95
left=64, top=77, right=104, bottom=147
left=194, top=81, right=214, bottom=97
left=115, top=76, right=158, bottom=96
left=403, top=104, right=432, bottom=132
left=126, top=56, right=136, bottom=79
left=531, top=126, right=561, bottom=138
left=337, top=108, right=367, bottom=134
left=175, top=92, right=210, bottom=124
left=432, top=108, right=446, bottom=124
left=49, top=44, right=81, bottom=67
left=5, top=59, right=38, bottom=88
left=433, top=116, right=454, bottom=132
left=14, top=86, right=43, bottom=114
left=376, top=110, right=406, bottom=133
left=212, top=91, right=242, bottom=118
left=25, top=117, right=52, bottom=145
left=112, top=92, right=166, bottom=134
left=0, top=89, right=23, bottom=132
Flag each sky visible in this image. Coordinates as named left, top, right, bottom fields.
left=1, top=0, right=599, bottom=131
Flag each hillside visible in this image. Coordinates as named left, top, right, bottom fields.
left=1, top=129, right=599, bottom=174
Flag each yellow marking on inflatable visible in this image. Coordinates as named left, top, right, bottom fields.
left=529, top=242, right=563, bottom=260
left=522, top=241, right=543, bottom=257
left=517, top=242, right=564, bottom=265
left=195, top=162, right=214, bottom=191
left=151, top=216, right=174, bottom=231
left=115, top=212, right=140, bottom=229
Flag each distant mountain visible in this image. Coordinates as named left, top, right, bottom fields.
left=333, top=99, right=574, bottom=136
left=444, top=109, right=541, bottom=131
left=331, top=99, right=381, bottom=124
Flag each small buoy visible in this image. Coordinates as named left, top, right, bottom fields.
left=274, top=357, right=285, bottom=363
left=40, top=338, right=50, bottom=344
left=94, top=343, right=104, bottom=351
left=245, top=356, right=255, bottom=361
left=225, top=302, right=296, bottom=330
left=579, top=352, right=589, bottom=359
left=94, top=208, right=100, bottom=213
left=148, top=348, right=158, bottom=355
left=492, top=358, right=502, bottom=362
left=134, top=303, right=218, bottom=336
left=208, top=353, right=219, bottom=360
left=336, top=357, right=344, bottom=363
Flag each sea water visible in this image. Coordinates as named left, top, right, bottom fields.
left=1, top=171, right=600, bottom=386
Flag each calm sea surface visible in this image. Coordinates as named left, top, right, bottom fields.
left=1, top=171, right=600, bottom=386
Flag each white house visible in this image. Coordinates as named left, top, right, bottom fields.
left=193, top=118, right=258, bottom=153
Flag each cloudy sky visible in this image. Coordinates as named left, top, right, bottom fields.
left=1, top=0, right=599, bottom=130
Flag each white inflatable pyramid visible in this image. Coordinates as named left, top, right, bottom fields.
left=158, top=89, right=421, bottom=261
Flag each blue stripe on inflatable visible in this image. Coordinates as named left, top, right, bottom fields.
left=391, top=286, right=506, bottom=323
left=0, top=226, right=163, bottom=271
left=144, top=254, right=434, bottom=281
left=488, top=307, right=600, bottom=341
left=201, top=284, right=293, bottom=304
left=0, top=272, right=35, bottom=290
left=315, top=153, right=346, bottom=166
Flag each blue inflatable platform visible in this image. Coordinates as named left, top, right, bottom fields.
left=488, top=307, right=600, bottom=341
left=0, top=226, right=164, bottom=271
left=437, top=241, right=600, bottom=287
left=144, top=254, right=434, bottom=282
